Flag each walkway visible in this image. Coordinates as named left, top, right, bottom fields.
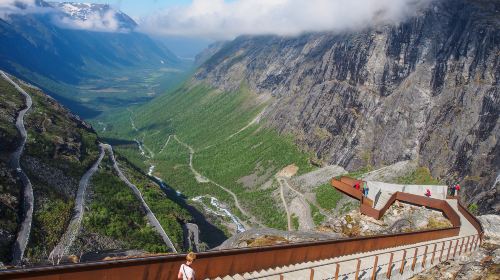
left=229, top=233, right=479, bottom=280
left=220, top=180, right=481, bottom=280
left=1, top=71, right=34, bottom=265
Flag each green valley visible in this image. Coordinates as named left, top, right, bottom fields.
left=100, top=84, right=316, bottom=232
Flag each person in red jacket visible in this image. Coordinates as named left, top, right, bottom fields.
left=425, top=189, right=431, bottom=198
left=455, top=184, right=461, bottom=195
left=354, top=182, right=360, bottom=190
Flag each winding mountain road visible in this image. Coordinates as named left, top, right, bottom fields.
left=103, top=144, right=178, bottom=253
left=1, top=71, right=34, bottom=265
left=49, top=144, right=106, bottom=264
left=0, top=70, right=35, bottom=264
left=173, top=135, right=261, bottom=228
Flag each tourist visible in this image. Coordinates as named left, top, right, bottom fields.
left=425, top=189, right=431, bottom=198
left=450, top=184, right=456, bottom=196
left=455, top=184, right=461, bottom=196
left=178, top=252, right=196, bottom=280
left=354, top=182, right=360, bottom=190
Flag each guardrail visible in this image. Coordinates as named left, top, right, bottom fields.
left=332, top=178, right=461, bottom=227
left=332, top=178, right=373, bottom=207
left=266, top=233, right=480, bottom=280
left=0, top=227, right=461, bottom=280
left=455, top=198, right=484, bottom=242
left=0, top=178, right=480, bottom=280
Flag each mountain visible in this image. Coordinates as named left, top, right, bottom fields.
left=105, top=0, right=498, bottom=216
left=194, top=0, right=500, bottom=213
left=0, top=1, right=185, bottom=118
left=0, top=72, right=192, bottom=266
left=48, top=2, right=137, bottom=30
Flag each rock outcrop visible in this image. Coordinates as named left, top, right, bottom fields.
left=478, top=215, right=500, bottom=245
left=214, top=228, right=341, bottom=250
left=194, top=0, right=500, bottom=214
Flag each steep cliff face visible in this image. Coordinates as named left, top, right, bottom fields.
left=194, top=0, right=499, bottom=213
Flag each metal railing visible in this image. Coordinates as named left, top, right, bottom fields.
left=0, top=178, right=482, bottom=280
left=271, top=233, right=480, bottom=280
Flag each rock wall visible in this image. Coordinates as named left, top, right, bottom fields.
left=194, top=0, right=499, bottom=213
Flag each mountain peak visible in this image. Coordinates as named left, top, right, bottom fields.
left=47, top=1, right=137, bottom=30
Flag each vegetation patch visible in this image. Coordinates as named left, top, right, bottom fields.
left=315, top=183, right=343, bottom=210
left=83, top=161, right=169, bottom=253
left=310, top=203, right=326, bottom=226
left=291, top=214, right=299, bottom=230
left=396, top=167, right=441, bottom=185
left=116, top=153, right=191, bottom=249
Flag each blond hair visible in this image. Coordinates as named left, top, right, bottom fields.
left=186, top=252, right=196, bottom=262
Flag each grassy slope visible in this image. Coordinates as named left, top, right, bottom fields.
left=114, top=153, right=192, bottom=249
left=101, top=84, right=315, bottom=230
left=80, top=157, right=169, bottom=254
left=396, top=167, right=441, bottom=185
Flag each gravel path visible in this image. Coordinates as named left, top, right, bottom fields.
left=49, top=144, right=105, bottom=264
left=103, top=144, right=178, bottom=253
left=1, top=71, right=34, bottom=265
left=280, top=177, right=315, bottom=230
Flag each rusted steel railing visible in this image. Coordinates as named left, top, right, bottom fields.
left=332, top=178, right=462, bottom=227
left=455, top=199, right=484, bottom=242
left=0, top=227, right=461, bottom=280
left=273, top=234, right=479, bottom=279
left=0, top=178, right=478, bottom=280
left=332, top=178, right=374, bottom=207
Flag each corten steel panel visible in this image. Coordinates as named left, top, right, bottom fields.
left=1, top=227, right=461, bottom=280
left=332, top=178, right=373, bottom=206
left=360, top=203, right=380, bottom=219
left=339, top=177, right=362, bottom=187
left=331, top=179, right=361, bottom=200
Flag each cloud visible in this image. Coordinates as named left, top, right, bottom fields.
left=52, top=10, right=122, bottom=32
left=0, top=0, right=50, bottom=19
left=0, top=1, right=127, bottom=32
left=139, top=0, right=435, bottom=40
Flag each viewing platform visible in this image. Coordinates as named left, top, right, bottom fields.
left=0, top=177, right=483, bottom=280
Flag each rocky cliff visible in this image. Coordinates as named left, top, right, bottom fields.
left=194, top=0, right=499, bottom=214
